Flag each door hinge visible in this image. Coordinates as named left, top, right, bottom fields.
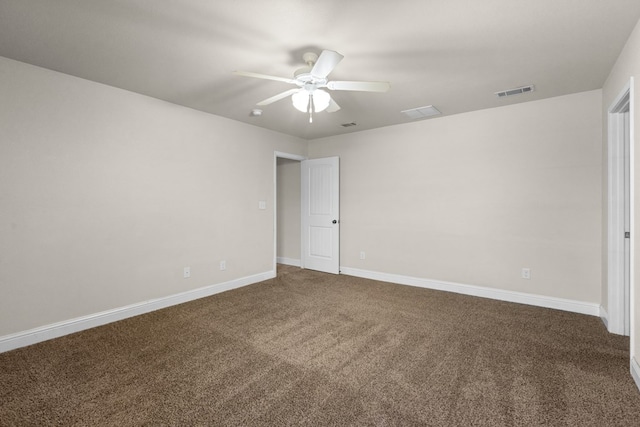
left=625, top=231, right=631, bottom=238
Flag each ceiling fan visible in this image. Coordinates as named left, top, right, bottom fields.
left=234, top=50, right=390, bottom=123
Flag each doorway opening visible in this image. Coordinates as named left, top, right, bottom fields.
left=274, top=152, right=305, bottom=272
left=607, top=79, right=634, bottom=337
left=274, top=152, right=341, bottom=275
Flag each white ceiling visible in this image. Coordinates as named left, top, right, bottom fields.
left=1, top=0, right=639, bottom=140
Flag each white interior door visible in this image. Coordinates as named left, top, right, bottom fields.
left=301, top=157, right=340, bottom=274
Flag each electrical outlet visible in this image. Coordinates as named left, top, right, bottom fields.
left=220, top=260, right=226, bottom=271
left=359, top=251, right=366, bottom=260
left=521, top=268, right=531, bottom=280
left=183, top=267, right=191, bottom=278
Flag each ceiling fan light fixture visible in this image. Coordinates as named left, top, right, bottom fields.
left=292, top=90, right=310, bottom=112
left=312, top=89, right=330, bottom=112
left=292, top=88, right=331, bottom=113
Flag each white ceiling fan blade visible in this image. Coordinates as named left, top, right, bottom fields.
left=327, top=80, right=390, bottom=92
left=311, top=50, right=344, bottom=78
left=256, top=88, right=300, bottom=106
left=233, top=70, right=296, bottom=84
left=326, top=98, right=341, bottom=113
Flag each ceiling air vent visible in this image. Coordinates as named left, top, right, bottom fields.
left=401, top=105, right=441, bottom=120
left=495, top=85, right=535, bottom=98
left=341, top=122, right=357, bottom=127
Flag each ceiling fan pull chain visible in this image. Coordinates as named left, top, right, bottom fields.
left=309, top=93, right=314, bottom=123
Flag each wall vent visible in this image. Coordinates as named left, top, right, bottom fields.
left=401, top=105, right=441, bottom=120
left=495, top=85, right=535, bottom=98
left=341, top=122, right=357, bottom=127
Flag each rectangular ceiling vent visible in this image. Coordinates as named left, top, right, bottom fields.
left=341, top=122, right=357, bottom=127
left=495, top=85, right=535, bottom=98
left=401, top=105, right=441, bottom=120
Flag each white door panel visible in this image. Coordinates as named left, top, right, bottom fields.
left=301, top=157, right=340, bottom=274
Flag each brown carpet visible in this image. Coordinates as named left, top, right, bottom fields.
left=1, top=265, right=639, bottom=426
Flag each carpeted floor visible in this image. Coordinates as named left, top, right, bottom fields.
left=1, top=264, right=640, bottom=426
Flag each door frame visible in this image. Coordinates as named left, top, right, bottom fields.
left=274, top=151, right=307, bottom=272
left=607, top=78, right=634, bottom=339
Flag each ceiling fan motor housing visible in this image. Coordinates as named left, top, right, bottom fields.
left=294, top=66, right=313, bottom=81
left=294, top=52, right=328, bottom=85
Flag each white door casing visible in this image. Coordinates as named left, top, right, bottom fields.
left=301, top=157, right=340, bottom=274
left=607, top=79, right=634, bottom=337
left=625, top=107, right=631, bottom=335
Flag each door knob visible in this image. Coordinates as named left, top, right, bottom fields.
left=332, top=220, right=338, bottom=224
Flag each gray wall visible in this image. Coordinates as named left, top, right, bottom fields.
left=0, top=56, right=307, bottom=336
left=309, top=90, right=602, bottom=303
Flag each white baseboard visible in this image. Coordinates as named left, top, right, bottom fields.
left=631, top=358, right=640, bottom=393
left=340, top=267, right=600, bottom=317
left=600, top=305, right=609, bottom=330
left=277, top=257, right=301, bottom=267
left=0, top=270, right=276, bottom=354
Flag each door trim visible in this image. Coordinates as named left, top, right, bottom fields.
left=607, top=78, right=634, bottom=339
